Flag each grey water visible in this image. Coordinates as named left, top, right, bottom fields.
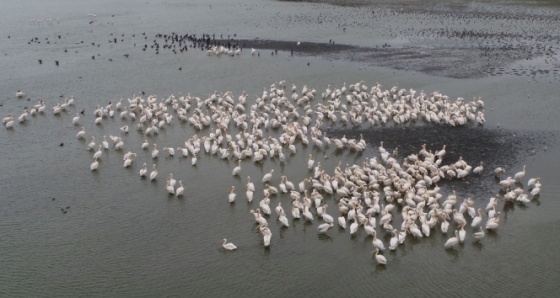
left=1, top=0, right=559, bottom=296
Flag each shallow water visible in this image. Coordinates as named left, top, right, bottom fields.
left=1, top=0, right=559, bottom=297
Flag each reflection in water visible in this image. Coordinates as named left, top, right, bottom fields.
left=472, top=241, right=484, bottom=252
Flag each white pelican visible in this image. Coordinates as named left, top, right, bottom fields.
left=76, top=127, right=86, bottom=139
left=259, top=224, right=272, bottom=247
left=317, top=222, right=334, bottom=234
left=494, top=167, right=505, bottom=177
left=87, top=136, right=96, bottom=151
left=307, top=154, right=314, bottom=170
left=245, top=183, right=254, bottom=202
left=102, top=136, right=109, bottom=150
left=262, top=169, right=274, bottom=183
left=350, top=219, right=359, bottom=235
left=16, top=90, right=26, bottom=98
left=166, top=180, right=175, bottom=195
left=337, top=216, right=346, bottom=229
left=151, top=144, right=159, bottom=159
left=372, top=230, right=385, bottom=251
left=246, top=176, right=255, bottom=192
left=149, top=164, right=158, bottom=180
left=93, top=145, right=102, bottom=159
left=191, top=153, right=198, bottom=166
left=486, top=215, right=500, bottom=230
left=139, top=163, right=148, bottom=177
left=458, top=224, right=466, bottom=243
left=90, top=157, right=99, bottom=171
left=5, top=118, right=14, bottom=129
left=72, top=113, right=80, bottom=125
left=471, top=208, right=483, bottom=228
left=527, top=177, right=539, bottom=188
left=163, top=147, right=175, bottom=157
left=141, top=139, right=149, bottom=150
left=232, top=160, right=241, bottom=176
left=473, top=162, right=483, bottom=174
left=228, top=186, right=236, bottom=203
left=278, top=210, right=289, bottom=228
left=473, top=226, right=485, bottom=241
left=372, top=249, right=387, bottom=265
left=222, top=238, right=237, bottom=250
left=514, top=165, right=526, bottom=181
left=291, top=204, right=301, bottom=219
left=444, top=230, right=459, bottom=249
left=530, top=185, right=541, bottom=197
left=176, top=181, right=185, bottom=197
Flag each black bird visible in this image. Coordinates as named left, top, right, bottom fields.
left=80, top=109, right=84, bottom=114
left=178, top=67, right=182, bottom=71
left=124, top=53, right=129, bottom=58
left=38, top=59, right=42, bottom=64
left=59, top=142, right=64, bottom=147
left=55, top=60, right=59, bottom=66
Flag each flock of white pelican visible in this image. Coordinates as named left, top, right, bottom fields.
left=5, top=79, right=541, bottom=265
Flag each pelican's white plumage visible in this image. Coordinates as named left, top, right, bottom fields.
left=222, top=238, right=237, bottom=250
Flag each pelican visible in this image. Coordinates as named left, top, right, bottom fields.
left=151, top=144, right=159, bottom=159
left=514, top=165, right=526, bottom=181
left=527, top=177, right=539, bottom=188
left=494, top=167, right=505, bottom=177
left=16, top=90, right=26, bottom=98
left=458, top=224, right=466, bottom=243
left=222, top=238, right=237, bottom=250
left=278, top=210, right=289, bottom=227
left=72, top=113, right=80, bottom=125
left=176, top=181, right=185, bottom=197
left=93, top=145, right=102, bottom=159
left=149, top=164, right=158, bottom=180
left=262, top=169, right=274, bottom=183
left=372, top=249, right=387, bottom=265
left=139, top=163, right=148, bottom=177
left=102, top=136, right=109, bottom=150
left=338, top=216, right=346, bottom=229
left=166, top=180, right=175, bottom=195
left=246, top=176, right=255, bottom=192
left=259, top=224, right=272, bottom=247
left=90, top=157, right=99, bottom=171
left=141, top=139, right=149, bottom=150
left=350, top=219, right=359, bottom=235
left=5, top=118, right=14, bottom=129
left=473, top=162, right=483, bottom=174
left=473, top=226, right=485, bottom=241
left=307, top=154, right=314, bottom=170
left=245, top=185, right=254, bottom=202
left=232, top=160, right=241, bottom=176
left=228, top=186, right=236, bottom=203
left=163, top=147, right=175, bottom=157
left=444, top=230, right=459, bottom=249
left=486, top=214, right=500, bottom=230
left=372, top=230, right=385, bottom=251
left=76, top=127, right=86, bottom=139
left=87, top=136, right=96, bottom=151
left=317, top=222, right=334, bottom=234
left=471, top=208, right=483, bottom=228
